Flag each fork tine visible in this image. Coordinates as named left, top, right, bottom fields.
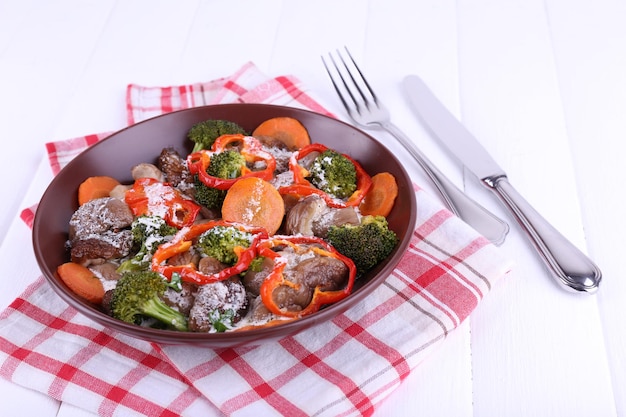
left=323, top=52, right=365, bottom=116
left=330, top=50, right=364, bottom=112
left=321, top=54, right=354, bottom=115
left=341, top=47, right=380, bottom=106
left=323, top=47, right=381, bottom=118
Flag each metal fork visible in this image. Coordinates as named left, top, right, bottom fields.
left=322, top=48, right=509, bottom=245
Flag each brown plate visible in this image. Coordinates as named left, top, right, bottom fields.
left=32, top=103, right=417, bottom=347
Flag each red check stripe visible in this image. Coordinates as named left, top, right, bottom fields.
left=275, top=75, right=334, bottom=117
left=1, top=336, right=178, bottom=417
left=219, top=352, right=307, bottom=417
left=333, top=315, right=411, bottom=382
left=0, top=279, right=214, bottom=416
left=280, top=336, right=374, bottom=414
left=46, top=132, right=112, bottom=175
left=223, top=79, right=249, bottom=97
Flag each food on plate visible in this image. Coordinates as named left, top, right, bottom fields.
left=326, top=215, right=398, bottom=276
left=306, top=147, right=358, bottom=199
left=358, top=172, right=399, bottom=217
left=68, top=197, right=134, bottom=266
left=77, top=175, right=122, bottom=205
left=187, top=119, right=248, bottom=152
left=60, top=116, right=400, bottom=333
left=279, top=143, right=372, bottom=208
left=125, top=177, right=201, bottom=228
left=150, top=221, right=266, bottom=286
left=116, top=215, right=178, bottom=273
left=57, top=262, right=106, bottom=304
left=251, top=116, right=311, bottom=150
left=256, top=235, right=356, bottom=318
left=187, top=134, right=277, bottom=215
left=221, top=177, right=285, bottom=235
left=110, top=270, right=189, bottom=331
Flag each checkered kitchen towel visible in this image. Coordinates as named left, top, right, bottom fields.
left=0, top=62, right=512, bottom=417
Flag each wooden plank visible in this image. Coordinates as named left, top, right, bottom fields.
left=546, top=0, right=626, bottom=415
left=456, top=0, right=616, bottom=415
left=0, top=0, right=117, bottom=242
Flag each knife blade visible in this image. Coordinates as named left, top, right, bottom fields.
left=402, top=74, right=602, bottom=293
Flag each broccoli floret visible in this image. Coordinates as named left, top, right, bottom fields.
left=110, top=271, right=188, bottom=331
left=307, top=149, right=357, bottom=199
left=326, top=215, right=398, bottom=276
left=193, top=150, right=247, bottom=210
left=193, top=176, right=227, bottom=210
left=187, top=119, right=247, bottom=152
left=208, top=149, right=246, bottom=179
left=246, top=256, right=266, bottom=273
left=196, top=224, right=254, bottom=265
left=117, top=215, right=178, bottom=273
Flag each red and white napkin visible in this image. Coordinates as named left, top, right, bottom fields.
left=0, top=62, right=513, bottom=417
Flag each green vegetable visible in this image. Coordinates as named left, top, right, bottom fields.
left=207, top=149, right=246, bottom=179
left=193, top=175, right=227, bottom=210
left=167, top=272, right=183, bottom=292
left=193, top=149, right=247, bottom=211
left=246, top=256, right=266, bottom=273
left=326, top=215, right=398, bottom=275
left=187, top=119, right=247, bottom=152
left=110, top=271, right=188, bottom=331
left=307, top=149, right=357, bottom=199
left=196, top=224, right=254, bottom=265
left=208, top=309, right=236, bottom=332
left=117, top=215, right=178, bottom=273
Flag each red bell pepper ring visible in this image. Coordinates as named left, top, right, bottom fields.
left=151, top=220, right=269, bottom=285
left=283, top=143, right=372, bottom=208
left=277, top=184, right=342, bottom=208
left=258, top=235, right=357, bottom=318
left=187, top=134, right=276, bottom=191
left=125, top=177, right=201, bottom=228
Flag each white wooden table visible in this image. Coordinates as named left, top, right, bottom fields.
left=1, top=1, right=624, bottom=416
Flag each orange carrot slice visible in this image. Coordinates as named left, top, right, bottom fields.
left=252, top=117, right=311, bottom=150
left=57, top=262, right=105, bottom=304
left=78, top=176, right=121, bottom=205
left=221, top=177, right=285, bottom=235
left=358, top=172, right=398, bottom=217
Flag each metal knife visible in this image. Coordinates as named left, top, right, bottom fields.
left=402, top=74, right=602, bottom=294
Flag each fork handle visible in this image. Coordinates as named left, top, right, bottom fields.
left=381, top=122, right=509, bottom=245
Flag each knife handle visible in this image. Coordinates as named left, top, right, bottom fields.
left=489, top=176, right=602, bottom=293
left=382, top=122, right=509, bottom=245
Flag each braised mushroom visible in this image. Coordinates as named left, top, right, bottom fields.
left=285, top=194, right=360, bottom=238
left=270, top=256, right=349, bottom=312
left=131, top=163, right=164, bottom=182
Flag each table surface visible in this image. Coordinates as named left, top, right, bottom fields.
left=1, top=0, right=624, bottom=416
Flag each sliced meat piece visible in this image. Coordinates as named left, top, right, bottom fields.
left=70, top=231, right=133, bottom=266
left=69, top=197, right=134, bottom=241
left=163, top=282, right=197, bottom=316
left=188, top=279, right=248, bottom=332
left=68, top=197, right=134, bottom=266
left=157, top=147, right=192, bottom=188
